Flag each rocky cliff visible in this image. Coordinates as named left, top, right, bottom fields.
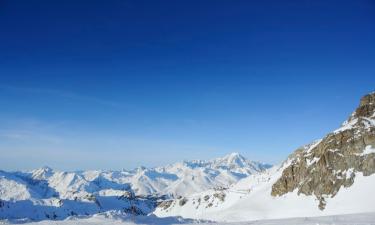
left=271, top=92, right=375, bottom=209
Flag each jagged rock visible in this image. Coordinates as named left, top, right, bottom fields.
left=117, top=191, right=135, bottom=200
left=179, top=197, right=188, bottom=206
left=271, top=92, right=375, bottom=209
left=213, top=192, right=226, bottom=202
left=57, top=199, right=63, bottom=207
left=318, top=197, right=326, bottom=210
left=84, top=194, right=97, bottom=202
left=157, top=200, right=173, bottom=210
left=124, top=205, right=146, bottom=215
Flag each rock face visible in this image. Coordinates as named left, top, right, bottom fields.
left=271, top=92, right=375, bottom=209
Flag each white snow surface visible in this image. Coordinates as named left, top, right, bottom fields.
left=0, top=153, right=269, bottom=201
left=0, top=153, right=271, bottom=221
left=1, top=212, right=375, bottom=225
left=154, top=162, right=375, bottom=222
left=98, top=152, right=269, bottom=197
left=333, top=110, right=375, bottom=134
left=358, top=145, right=375, bottom=156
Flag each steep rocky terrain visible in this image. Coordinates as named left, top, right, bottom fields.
left=271, top=92, right=375, bottom=209
left=3, top=92, right=375, bottom=222
left=155, top=92, right=375, bottom=222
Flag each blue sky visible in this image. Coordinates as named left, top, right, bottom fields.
left=0, top=0, right=374, bottom=171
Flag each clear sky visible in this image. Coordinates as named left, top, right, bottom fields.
left=0, top=0, right=374, bottom=171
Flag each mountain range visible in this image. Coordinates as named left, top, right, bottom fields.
left=154, top=92, right=375, bottom=222
left=0, top=152, right=270, bottom=220
left=1, top=92, right=375, bottom=223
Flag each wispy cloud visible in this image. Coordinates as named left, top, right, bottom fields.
left=0, top=129, right=63, bottom=144
left=0, top=117, right=66, bottom=145
left=0, top=85, right=123, bottom=107
left=0, top=126, right=63, bottom=144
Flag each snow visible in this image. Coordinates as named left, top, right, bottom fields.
left=306, top=157, right=320, bottom=167
left=304, top=139, right=323, bottom=155
left=0, top=153, right=269, bottom=199
left=363, top=117, right=375, bottom=130
left=2, top=94, right=375, bottom=224
left=155, top=164, right=375, bottom=222
left=1, top=212, right=375, bottom=225
left=122, top=153, right=270, bottom=197
left=357, top=145, right=375, bottom=156
left=334, top=118, right=358, bottom=134
left=0, top=153, right=271, bottom=221
left=0, top=172, right=32, bottom=201
left=333, top=113, right=375, bottom=134
left=153, top=102, right=375, bottom=222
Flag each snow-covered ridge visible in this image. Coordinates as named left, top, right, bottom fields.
left=124, top=152, right=271, bottom=197
left=155, top=162, right=375, bottom=222
left=154, top=92, right=375, bottom=222
left=0, top=153, right=270, bottom=221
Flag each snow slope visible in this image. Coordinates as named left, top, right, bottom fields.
left=0, top=153, right=269, bottom=220
left=1, top=212, right=375, bottom=225
left=154, top=92, right=375, bottom=222
left=127, top=152, right=270, bottom=197
left=155, top=162, right=375, bottom=222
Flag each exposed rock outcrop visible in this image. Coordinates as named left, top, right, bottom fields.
left=271, top=92, right=375, bottom=209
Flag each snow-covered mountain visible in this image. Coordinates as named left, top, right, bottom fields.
left=154, top=92, right=375, bottom=222
left=0, top=153, right=269, bottom=220
left=3, top=92, right=375, bottom=223
left=140, top=152, right=270, bottom=197
left=71, top=152, right=269, bottom=198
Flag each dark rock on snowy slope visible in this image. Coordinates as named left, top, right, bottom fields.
left=271, top=92, right=375, bottom=209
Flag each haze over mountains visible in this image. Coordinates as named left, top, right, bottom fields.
left=1, top=92, right=375, bottom=224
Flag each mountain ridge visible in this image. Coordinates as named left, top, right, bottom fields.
left=0, top=153, right=269, bottom=221
left=154, top=92, right=375, bottom=222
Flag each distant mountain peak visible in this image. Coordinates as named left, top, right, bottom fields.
left=31, top=166, right=54, bottom=180
left=155, top=92, right=375, bottom=221
left=221, top=152, right=246, bottom=161
left=227, top=152, right=242, bottom=157
left=176, top=152, right=269, bottom=174
left=0, top=153, right=271, bottom=220
left=222, top=152, right=244, bottom=160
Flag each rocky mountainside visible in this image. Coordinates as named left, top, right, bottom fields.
left=0, top=153, right=268, bottom=220
left=155, top=92, right=375, bottom=222
left=271, top=92, right=375, bottom=209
